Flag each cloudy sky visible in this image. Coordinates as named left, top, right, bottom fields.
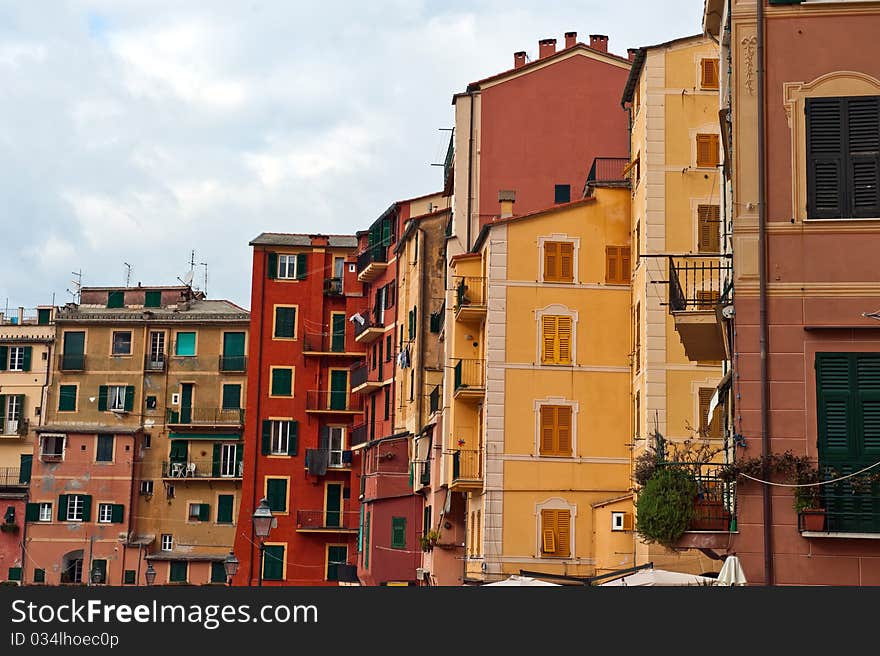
left=0, top=0, right=703, bottom=311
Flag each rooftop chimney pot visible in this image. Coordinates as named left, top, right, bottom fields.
left=513, top=51, right=527, bottom=69
left=498, top=190, right=516, bottom=218
left=627, top=48, right=639, bottom=62
left=589, top=34, right=609, bottom=53
left=538, top=38, right=557, bottom=60
left=564, top=31, right=577, bottom=49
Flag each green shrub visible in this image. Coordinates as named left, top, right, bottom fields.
left=636, top=466, right=698, bottom=547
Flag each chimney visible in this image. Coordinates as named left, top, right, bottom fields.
left=498, top=190, right=516, bottom=218
left=564, top=31, right=577, bottom=49
left=513, top=51, right=527, bottom=69
left=627, top=48, right=639, bottom=62
left=538, top=38, right=557, bottom=60
left=589, top=34, right=609, bottom=53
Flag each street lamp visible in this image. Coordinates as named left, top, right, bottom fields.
left=252, top=498, right=274, bottom=586
left=144, top=563, right=157, bottom=586
left=223, top=550, right=239, bottom=587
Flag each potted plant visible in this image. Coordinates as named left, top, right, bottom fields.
left=419, top=530, right=442, bottom=552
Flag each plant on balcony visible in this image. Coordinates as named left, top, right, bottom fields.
left=635, top=465, right=698, bottom=547
left=0, top=523, right=19, bottom=534
left=419, top=530, right=442, bottom=552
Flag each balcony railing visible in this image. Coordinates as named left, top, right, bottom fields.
left=453, top=359, right=484, bottom=394
left=296, top=510, right=359, bottom=531
left=162, top=459, right=243, bottom=479
left=302, top=332, right=348, bottom=354
left=454, top=276, right=487, bottom=312
left=654, top=462, right=736, bottom=533
left=166, top=408, right=245, bottom=425
left=667, top=256, right=731, bottom=313
left=452, top=448, right=482, bottom=484
left=443, top=129, right=455, bottom=192
left=219, top=355, right=247, bottom=372
left=353, top=315, right=383, bottom=340
left=144, top=354, right=166, bottom=372
left=323, top=277, right=343, bottom=296
left=350, top=423, right=368, bottom=448
left=350, top=362, right=384, bottom=392
left=305, top=390, right=362, bottom=413
left=59, top=353, right=86, bottom=371
left=0, top=467, right=26, bottom=487
left=356, top=244, right=388, bottom=273
left=586, top=156, right=630, bottom=185
left=811, top=468, right=880, bottom=533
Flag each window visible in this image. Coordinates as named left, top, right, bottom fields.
left=605, top=246, right=631, bottom=284
left=697, top=205, right=721, bottom=252
left=540, top=509, right=571, bottom=557
left=107, top=385, right=128, bottom=412
left=696, top=133, right=720, bottom=168
left=634, top=303, right=641, bottom=373
left=188, top=503, right=209, bottom=522
left=328, top=427, right=345, bottom=468
left=698, top=388, right=722, bottom=439
left=334, top=256, right=345, bottom=279
left=217, top=494, right=234, bottom=524
left=634, top=391, right=641, bottom=438
left=266, top=478, right=288, bottom=513
left=33, top=569, right=46, bottom=584
left=40, top=434, right=65, bottom=460
left=554, top=184, right=571, bottom=204
left=539, top=406, right=573, bottom=456
left=806, top=96, right=880, bottom=219
left=541, top=316, right=573, bottom=365
left=123, top=570, right=136, bottom=585
left=58, top=385, right=77, bottom=412
left=66, top=495, right=85, bottom=522
left=544, top=241, right=574, bottom=283
left=140, top=480, right=154, bottom=496
left=2, top=394, right=23, bottom=434
left=96, top=435, right=114, bottom=462
left=210, top=561, right=227, bottom=584
left=326, top=545, right=347, bottom=581
left=8, top=346, right=25, bottom=371
left=161, top=534, right=173, bottom=551
left=273, top=307, right=297, bottom=339
left=264, top=419, right=295, bottom=455
left=98, top=503, right=113, bottom=523
left=111, top=331, right=132, bottom=356
left=612, top=511, right=633, bottom=531
left=144, top=290, right=161, bottom=308
left=700, top=58, right=719, bottom=89
left=276, top=254, right=305, bottom=279
left=386, top=335, right=392, bottom=361
left=142, top=433, right=151, bottom=449
left=270, top=368, right=293, bottom=396
left=169, top=561, right=188, bottom=583
left=175, top=332, right=196, bottom=356
left=107, top=290, right=124, bottom=308
left=391, top=517, right=407, bottom=549
left=222, top=384, right=241, bottom=410
left=263, top=544, right=285, bottom=581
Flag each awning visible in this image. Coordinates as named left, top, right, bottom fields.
left=168, top=432, right=240, bottom=440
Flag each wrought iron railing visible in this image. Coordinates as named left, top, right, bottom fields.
left=144, top=354, right=166, bottom=372
left=356, top=244, right=388, bottom=273
left=166, top=408, right=245, bottom=424
left=453, top=359, right=484, bottom=393
left=0, top=468, right=26, bottom=486
left=305, top=390, right=362, bottom=412
left=353, top=316, right=382, bottom=338
left=296, top=509, right=359, bottom=531
left=454, top=276, right=486, bottom=311
left=219, top=355, right=247, bottom=372
left=302, top=332, right=348, bottom=354
left=667, top=256, right=731, bottom=313
left=59, top=353, right=86, bottom=371
left=162, top=459, right=243, bottom=479
left=350, top=362, right=383, bottom=391
left=452, top=449, right=482, bottom=482
left=658, top=461, right=736, bottom=532
left=586, top=156, right=630, bottom=185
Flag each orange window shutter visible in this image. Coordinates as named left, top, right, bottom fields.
left=698, top=205, right=721, bottom=252
left=544, top=242, right=558, bottom=281
left=541, top=509, right=557, bottom=553
left=542, top=316, right=557, bottom=363
left=557, top=317, right=572, bottom=364
left=557, top=406, right=572, bottom=456
left=701, top=59, right=719, bottom=88
left=556, top=511, right=571, bottom=557
left=622, top=512, right=634, bottom=531
left=698, top=387, right=718, bottom=437
left=559, top=242, right=574, bottom=282
left=696, top=135, right=710, bottom=167
left=540, top=406, right=556, bottom=455
left=605, top=246, right=618, bottom=283
left=620, top=247, right=631, bottom=282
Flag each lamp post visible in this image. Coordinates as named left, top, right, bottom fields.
left=223, top=550, right=239, bottom=587
left=144, top=563, right=157, bottom=586
left=252, top=498, right=274, bottom=586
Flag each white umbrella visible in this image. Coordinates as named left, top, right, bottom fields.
left=601, top=568, right=717, bottom=586
left=715, top=556, right=747, bottom=586
left=484, top=575, right=561, bottom=586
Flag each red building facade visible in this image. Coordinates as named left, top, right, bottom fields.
left=234, top=234, right=364, bottom=585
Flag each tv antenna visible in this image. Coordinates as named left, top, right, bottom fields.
left=124, top=262, right=132, bottom=287
left=198, top=260, right=208, bottom=296
left=177, top=251, right=195, bottom=288
left=67, top=270, right=82, bottom=304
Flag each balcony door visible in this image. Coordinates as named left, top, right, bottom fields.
left=63, top=332, right=85, bottom=369
left=180, top=383, right=193, bottom=424
left=148, top=331, right=165, bottom=369
left=329, top=371, right=348, bottom=410
left=220, top=443, right=238, bottom=477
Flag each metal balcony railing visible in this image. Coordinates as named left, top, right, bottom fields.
left=144, top=354, right=166, bottom=372
left=0, top=468, right=26, bottom=486
left=658, top=462, right=736, bottom=532
left=443, top=129, right=455, bottom=191
left=454, top=276, right=486, bottom=311
left=219, top=355, right=247, bottom=372
left=350, top=362, right=382, bottom=391
left=59, top=353, right=86, bottom=371
left=667, top=256, right=731, bottom=313
left=814, top=468, right=880, bottom=533
left=166, top=408, right=245, bottom=425
left=302, top=332, right=347, bottom=354
left=305, top=390, right=362, bottom=412
left=296, top=509, right=359, bottom=531
left=350, top=423, right=368, bottom=448
left=452, top=449, right=482, bottom=482
left=323, top=277, right=344, bottom=296
left=453, top=359, right=484, bottom=393
left=353, top=316, right=382, bottom=339
left=162, top=459, right=243, bottom=479
left=586, top=157, right=630, bottom=185
left=356, top=244, right=388, bottom=273
left=419, top=461, right=431, bottom=487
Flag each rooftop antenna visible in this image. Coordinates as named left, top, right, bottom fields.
left=177, top=251, right=195, bottom=289
left=124, top=262, right=132, bottom=288
left=430, top=127, right=455, bottom=168
left=66, top=270, right=82, bottom=304
left=198, top=260, right=208, bottom=297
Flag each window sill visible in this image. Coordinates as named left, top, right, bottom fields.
left=803, top=216, right=880, bottom=222
left=801, top=531, right=880, bottom=539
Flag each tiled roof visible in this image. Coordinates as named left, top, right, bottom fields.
left=249, top=233, right=358, bottom=248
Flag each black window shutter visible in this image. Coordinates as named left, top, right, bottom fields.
left=267, top=252, right=277, bottom=279
left=847, top=97, right=880, bottom=218
left=319, top=425, right=330, bottom=450
left=261, top=420, right=272, bottom=455
left=288, top=421, right=298, bottom=456
left=296, top=253, right=308, bottom=280
left=806, top=97, right=846, bottom=219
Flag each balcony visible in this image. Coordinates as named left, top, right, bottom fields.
left=305, top=390, right=363, bottom=414
left=357, top=244, right=389, bottom=283
left=166, top=408, right=245, bottom=426
left=0, top=467, right=26, bottom=487
left=451, top=448, right=483, bottom=491
left=584, top=156, right=631, bottom=191
left=350, top=362, right=388, bottom=394
left=295, top=509, right=359, bottom=533
left=161, top=458, right=243, bottom=480
left=350, top=423, right=368, bottom=448
left=453, top=276, right=487, bottom=323
left=353, top=316, right=384, bottom=344
left=442, top=128, right=454, bottom=194
left=800, top=470, right=880, bottom=535
left=323, top=277, right=344, bottom=296
left=302, top=332, right=358, bottom=357
left=453, top=359, right=485, bottom=401
left=1, top=419, right=28, bottom=438
left=219, top=355, right=247, bottom=372
left=667, top=256, right=731, bottom=362
left=59, top=353, right=86, bottom=371
left=144, top=354, right=166, bottom=372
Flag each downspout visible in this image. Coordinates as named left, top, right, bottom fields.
left=416, top=227, right=427, bottom=438
left=757, top=0, right=773, bottom=586
left=466, top=92, right=475, bottom=250
left=248, top=250, right=267, bottom=584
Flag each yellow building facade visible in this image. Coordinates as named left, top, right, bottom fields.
left=445, top=187, right=635, bottom=582
left=623, top=35, right=726, bottom=574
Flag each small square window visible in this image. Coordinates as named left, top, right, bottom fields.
left=161, top=534, right=173, bottom=551
left=140, top=480, right=154, bottom=496
left=554, top=184, right=571, bottom=204
left=98, top=503, right=113, bottom=523
left=611, top=511, right=632, bottom=532
left=111, top=331, right=132, bottom=356
left=38, top=503, right=52, bottom=522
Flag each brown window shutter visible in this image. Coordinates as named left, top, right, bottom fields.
left=696, top=134, right=719, bottom=168
left=557, top=317, right=572, bottom=364
left=556, top=406, right=572, bottom=456
left=556, top=510, right=571, bottom=557
left=544, top=241, right=558, bottom=281
left=559, top=242, right=574, bottom=282
left=541, top=316, right=558, bottom=363
left=698, top=205, right=721, bottom=252
left=541, top=509, right=557, bottom=554
left=605, top=246, right=618, bottom=283
left=620, top=247, right=631, bottom=282
left=540, top=406, right=556, bottom=455
left=698, top=387, right=721, bottom=438
left=701, top=59, right=719, bottom=89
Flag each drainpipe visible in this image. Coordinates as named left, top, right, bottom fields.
left=757, top=0, right=773, bottom=586
left=466, top=92, right=475, bottom=250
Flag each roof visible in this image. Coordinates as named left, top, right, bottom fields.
left=249, top=233, right=358, bottom=248
left=621, top=34, right=706, bottom=106
left=350, top=430, right=411, bottom=452
left=80, top=285, right=191, bottom=292
left=463, top=42, right=631, bottom=95
left=54, top=299, right=249, bottom=323
left=146, top=552, right=228, bottom=562
left=591, top=493, right=634, bottom=509
left=36, top=424, right=144, bottom=435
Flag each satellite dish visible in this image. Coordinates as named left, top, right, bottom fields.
left=183, top=271, right=194, bottom=286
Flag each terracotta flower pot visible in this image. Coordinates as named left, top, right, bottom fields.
left=799, top=509, right=826, bottom=532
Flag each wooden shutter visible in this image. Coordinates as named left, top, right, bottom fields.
left=80, top=495, right=92, bottom=522
left=556, top=510, right=571, bottom=557
left=25, top=503, right=40, bottom=522
left=97, top=386, right=108, bottom=411
left=701, top=58, right=719, bottom=89
left=111, top=504, right=124, bottom=523
left=296, top=253, right=308, bottom=279
left=557, top=317, right=572, bottom=364
left=557, top=406, right=572, bottom=455
left=124, top=386, right=135, bottom=412
left=391, top=516, right=407, bottom=548
left=848, top=97, right=880, bottom=218
left=541, top=509, right=557, bottom=554
left=0, top=345, right=7, bottom=371
left=57, top=495, right=68, bottom=521
left=0, top=396, right=4, bottom=434
left=288, top=421, right=298, bottom=456
left=699, top=388, right=720, bottom=438
left=541, top=316, right=557, bottom=363
left=261, top=420, right=272, bottom=455
left=620, top=247, right=631, bottom=282
left=540, top=406, right=556, bottom=455
left=605, top=246, right=618, bottom=283
left=267, top=252, right=278, bottom=279
left=217, top=495, right=234, bottom=523
left=212, top=444, right=222, bottom=477
left=807, top=99, right=845, bottom=218
left=559, top=242, right=574, bottom=282
left=22, top=347, right=31, bottom=372
left=544, top=242, right=559, bottom=281
left=698, top=205, right=721, bottom=252
left=266, top=478, right=287, bottom=512
left=198, top=503, right=210, bottom=522
left=696, top=134, right=719, bottom=168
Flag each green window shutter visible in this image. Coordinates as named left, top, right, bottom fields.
left=125, top=386, right=135, bottom=412
left=57, top=495, right=68, bottom=521
left=144, top=290, right=162, bottom=308
left=16, top=395, right=25, bottom=430
left=18, top=455, right=31, bottom=484
left=263, top=544, right=284, bottom=581
left=806, top=98, right=846, bottom=219
left=80, top=495, right=92, bottom=522
left=211, top=562, right=227, bottom=583
left=236, top=443, right=244, bottom=471
left=98, top=386, right=108, bottom=411
left=169, top=440, right=188, bottom=463
left=288, top=421, right=298, bottom=456
left=22, top=346, right=31, bottom=372
left=8, top=567, right=22, bottom=581
left=198, top=503, right=210, bottom=522
left=222, top=384, right=241, bottom=410
left=0, top=395, right=5, bottom=433
left=217, top=494, right=234, bottom=523
left=169, top=561, right=188, bottom=582
left=330, top=370, right=348, bottom=410
left=37, top=309, right=51, bottom=325
left=96, top=435, right=113, bottom=462
left=107, top=291, right=124, bottom=308
left=91, top=559, right=107, bottom=584
left=331, top=314, right=346, bottom=352
left=327, top=545, right=347, bottom=581
left=175, top=332, right=196, bottom=356
left=261, top=420, right=272, bottom=455
left=267, top=252, right=278, bottom=279
left=123, top=570, right=136, bottom=585
left=33, top=568, right=46, bottom=583
left=391, top=516, right=406, bottom=549
left=271, top=368, right=292, bottom=396
left=25, top=503, right=40, bottom=522
left=59, top=385, right=77, bottom=412
left=0, top=346, right=7, bottom=371
left=274, top=307, right=296, bottom=338
left=296, top=253, right=308, bottom=280
left=223, top=332, right=246, bottom=357
left=412, top=305, right=417, bottom=338
left=212, top=444, right=222, bottom=477
left=358, top=505, right=364, bottom=552
left=266, top=478, right=287, bottom=512
left=111, top=504, right=124, bottom=524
